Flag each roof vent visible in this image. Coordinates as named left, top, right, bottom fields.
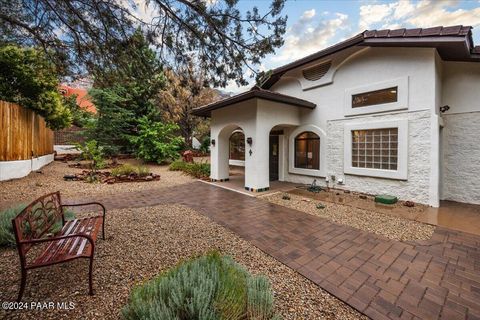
left=302, top=61, right=331, bottom=81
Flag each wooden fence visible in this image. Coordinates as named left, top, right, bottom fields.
left=0, top=101, right=54, bottom=161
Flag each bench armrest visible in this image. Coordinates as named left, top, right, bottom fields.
left=61, top=202, right=106, bottom=219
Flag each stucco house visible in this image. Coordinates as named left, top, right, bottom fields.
left=192, top=25, right=480, bottom=207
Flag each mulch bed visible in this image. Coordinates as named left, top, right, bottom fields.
left=64, top=171, right=160, bottom=184
left=67, top=162, right=121, bottom=170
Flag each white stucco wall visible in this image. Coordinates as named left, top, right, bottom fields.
left=208, top=46, right=480, bottom=205
left=54, top=145, right=82, bottom=154
left=440, top=61, right=480, bottom=204
left=327, top=110, right=433, bottom=205
left=0, top=154, right=54, bottom=181
left=210, top=98, right=301, bottom=190
left=441, top=112, right=480, bottom=204
left=270, top=47, right=439, bottom=205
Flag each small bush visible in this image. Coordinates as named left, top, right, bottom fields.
left=169, top=160, right=187, bottom=171
left=199, top=137, right=210, bottom=154
left=111, top=164, right=137, bottom=176
left=169, top=160, right=210, bottom=179
left=316, top=203, right=326, bottom=209
left=122, top=251, right=279, bottom=320
left=0, top=204, right=75, bottom=247
left=282, top=194, right=291, bottom=200
left=136, top=165, right=150, bottom=177
left=111, top=164, right=151, bottom=177
left=129, top=117, right=184, bottom=164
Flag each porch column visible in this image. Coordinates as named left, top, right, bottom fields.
left=244, top=127, right=270, bottom=192
left=209, top=129, right=229, bottom=181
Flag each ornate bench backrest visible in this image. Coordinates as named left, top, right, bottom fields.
left=12, top=192, right=64, bottom=255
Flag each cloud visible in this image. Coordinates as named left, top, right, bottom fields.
left=359, top=3, right=395, bottom=30
left=359, top=0, right=480, bottom=31
left=300, top=9, right=316, bottom=21
left=271, top=12, right=349, bottom=63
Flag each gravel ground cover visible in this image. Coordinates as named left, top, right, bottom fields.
left=0, top=160, right=195, bottom=210
left=261, top=192, right=435, bottom=241
left=0, top=204, right=365, bottom=320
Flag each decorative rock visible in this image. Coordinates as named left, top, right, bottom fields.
left=145, top=176, right=153, bottom=181
left=344, top=190, right=350, bottom=194
left=316, top=203, right=326, bottom=209
left=404, top=201, right=415, bottom=207
left=63, top=174, right=76, bottom=181
left=359, top=195, right=367, bottom=200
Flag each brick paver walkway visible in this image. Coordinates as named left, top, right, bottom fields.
left=68, top=182, right=480, bottom=320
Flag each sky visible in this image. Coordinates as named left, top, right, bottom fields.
left=222, top=0, right=480, bottom=93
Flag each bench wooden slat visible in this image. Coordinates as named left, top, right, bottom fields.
left=33, top=217, right=103, bottom=266
left=35, top=219, right=84, bottom=264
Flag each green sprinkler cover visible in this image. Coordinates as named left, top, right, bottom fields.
left=375, top=194, right=398, bottom=205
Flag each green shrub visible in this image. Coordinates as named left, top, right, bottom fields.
left=111, top=164, right=137, bottom=176
left=122, top=251, right=279, bottom=320
left=169, top=161, right=210, bottom=179
left=129, top=117, right=184, bottom=164
left=75, top=140, right=106, bottom=182
left=169, top=160, right=187, bottom=171
left=0, top=204, right=75, bottom=247
left=199, top=137, right=210, bottom=154
left=111, top=164, right=151, bottom=177
left=137, top=165, right=150, bottom=177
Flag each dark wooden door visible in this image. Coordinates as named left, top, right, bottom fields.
left=269, top=135, right=279, bottom=181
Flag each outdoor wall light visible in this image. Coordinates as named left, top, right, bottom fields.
left=211, top=139, right=216, bottom=146
left=440, top=105, right=450, bottom=113
left=246, top=137, right=253, bottom=146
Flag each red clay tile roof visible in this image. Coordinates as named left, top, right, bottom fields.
left=261, top=25, right=479, bottom=89
left=191, top=85, right=316, bottom=117
left=363, top=25, right=472, bottom=38
left=59, top=85, right=96, bottom=114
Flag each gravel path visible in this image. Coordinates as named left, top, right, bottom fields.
left=0, top=205, right=365, bottom=320
left=262, top=192, right=435, bottom=241
left=0, top=160, right=195, bottom=210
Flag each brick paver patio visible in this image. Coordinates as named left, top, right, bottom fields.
left=68, top=182, right=480, bottom=320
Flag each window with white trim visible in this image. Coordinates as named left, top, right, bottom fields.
left=351, top=128, right=398, bottom=170
left=344, top=120, right=408, bottom=180
left=344, top=77, right=408, bottom=116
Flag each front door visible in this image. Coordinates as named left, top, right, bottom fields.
left=269, top=135, right=279, bottom=181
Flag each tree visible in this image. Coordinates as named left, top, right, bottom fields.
left=0, top=0, right=287, bottom=86
left=129, top=116, right=184, bottom=164
left=158, top=67, right=219, bottom=146
left=88, top=31, right=167, bottom=154
left=0, top=45, right=72, bottom=129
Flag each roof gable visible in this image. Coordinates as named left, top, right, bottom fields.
left=262, top=25, right=480, bottom=89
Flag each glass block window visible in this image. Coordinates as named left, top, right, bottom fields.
left=229, top=131, right=245, bottom=161
left=351, top=128, right=398, bottom=170
left=295, top=132, right=320, bottom=170
left=352, top=87, right=397, bottom=108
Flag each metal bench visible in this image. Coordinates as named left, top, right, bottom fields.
left=11, top=191, right=106, bottom=301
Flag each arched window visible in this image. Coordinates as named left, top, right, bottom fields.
left=294, top=131, right=320, bottom=169
left=229, top=131, right=245, bottom=161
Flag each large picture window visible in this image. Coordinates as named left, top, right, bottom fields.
left=294, top=132, right=320, bottom=170
left=229, top=131, right=245, bottom=161
left=344, top=120, right=408, bottom=180
left=352, top=128, right=398, bottom=170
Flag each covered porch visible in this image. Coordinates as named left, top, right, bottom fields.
left=192, top=86, right=317, bottom=193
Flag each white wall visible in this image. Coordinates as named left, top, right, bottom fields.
left=327, top=110, right=433, bottom=205
left=440, top=60, right=480, bottom=204
left=441, top=113, right=480, bottom=204
left=0, top=154, right=54, bottom=181
left=269, top=47, right=439, bottom=205
left=210, top=98, right=301, bottom=190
